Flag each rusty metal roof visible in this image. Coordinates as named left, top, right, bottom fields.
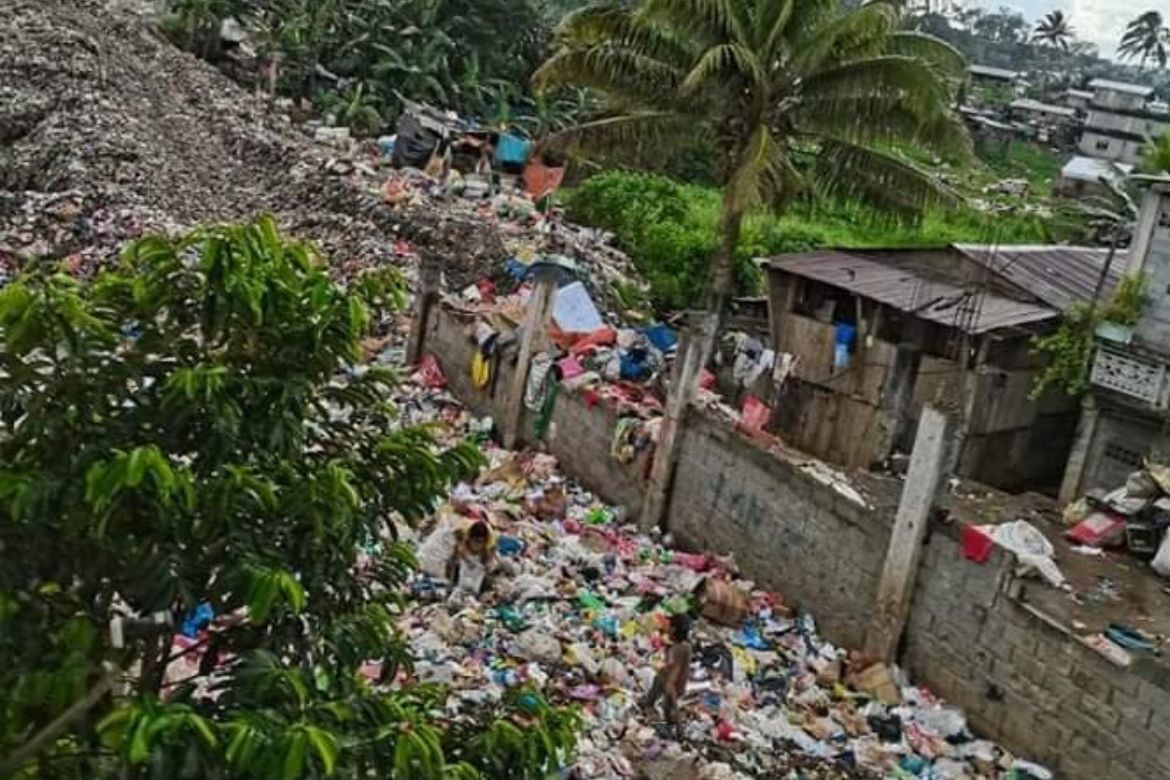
left=768, top=250, right=1059, bottom=335
left=951, top=244, right=1131, bottom=313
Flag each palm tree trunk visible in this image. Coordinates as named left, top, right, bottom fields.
left=695, top=192, right=745, bottom=372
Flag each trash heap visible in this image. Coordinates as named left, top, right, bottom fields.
left=384, top=363, right=1052, bottom=780
left=1063, top=461, right=1170, bottom=575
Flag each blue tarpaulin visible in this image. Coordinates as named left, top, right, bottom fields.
left=495, top=133, right=532, bottom=166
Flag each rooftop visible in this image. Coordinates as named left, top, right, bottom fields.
left=952, top=244, right=1130, bottom=313
left=968, top=64, right=1020, bottom=81
left=1087, top=78, right=1155, bottom=98
left=1060, top=155, right=1130, bottom=184
left=767, top=250, right=1058, bottom=335
left=1010, top=98, right=1077, bottom=118
left=1066, top=89, right=1094, bottom=99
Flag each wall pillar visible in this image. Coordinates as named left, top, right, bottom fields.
left=639, top=311, right=716, bottom=532
left=864, top=405, right=952, bottom=663
left=1058, top=396, right=1100, bottom=503
left=502, top=271, right=557, bottom=449
left=405, top=254, right=442, bottom=366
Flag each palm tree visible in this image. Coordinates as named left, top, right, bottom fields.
left=1119, top=11, right=1169, bottom=69
left=534, top=0, right=970, bottom=330
left=1032, top=10, right=1073, bottom=50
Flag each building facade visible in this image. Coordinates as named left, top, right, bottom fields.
left=1078, top=79, right=1169, bottom=166
left=1061, top=179, right=1170, bottom=499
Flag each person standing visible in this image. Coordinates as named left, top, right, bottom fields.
left=640, top=613, right=692, bottom=738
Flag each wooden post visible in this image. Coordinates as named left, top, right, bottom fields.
left=639, top=312, right=716, bottom=532
left=880, top=320, right=924, bottom=455
left=405, top=254, right=442, bottom=366
left=863, top=405, right=952, bottom=663
left=502, top=271, right=557, bottom=449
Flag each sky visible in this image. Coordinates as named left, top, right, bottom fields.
left=970, top=0, right=1149, bottom=61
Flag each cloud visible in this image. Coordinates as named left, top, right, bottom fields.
left=972, top=0, right=1133, bottom=60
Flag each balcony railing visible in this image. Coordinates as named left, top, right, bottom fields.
left=1090, top=345, right=1167, bottom=408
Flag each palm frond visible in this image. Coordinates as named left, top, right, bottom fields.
left=533, top=45, right=680, bottom=108
left=556, top=3, right=692, bottom=70
left=642, top=0, right=748, bottom=50
left=800, top=55, right=951, bottom=116
left=813, top=140, right=961, bottom=219
left=886, top=32, right=967, bottom=81
left=791, top=0, right=901, bottom=72
left=796, top=95, right=972, bottom=161
left=542, top=110, right=693, bottom=155
left=681, top=43, right=765, bottom=93
left=761, top=0, right=799, bottom=61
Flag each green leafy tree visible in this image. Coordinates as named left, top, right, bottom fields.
left=1143, top=132, right=1170, bottom=175
left=534, top=0, right=970, bottom=342
left=1032, top=10, right=1072, bottom=50
left=1120, top=11, right=1169, bottom=69
left=0, top=217, right=578, bottom=779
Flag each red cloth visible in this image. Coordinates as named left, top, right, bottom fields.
left=960, top=524, right=994, bottom=564
left=741, top=395, right=771, bottom=431
left=523, top=163, right=566, bottom=200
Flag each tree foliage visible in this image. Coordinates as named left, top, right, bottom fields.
left=1120, top=11, right=1169, bottom=70
left=536, top=0, right=970, bottom=315
left=163, top=0, right=592, bottom=134
left=1032, top=274, right=1147, bottom=399
left=0, top=217, right=578, bottom=778
left=1032, top=10, right=1072, bottom=51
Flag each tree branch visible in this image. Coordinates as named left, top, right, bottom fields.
left=0, top=667, right=116, bottom=777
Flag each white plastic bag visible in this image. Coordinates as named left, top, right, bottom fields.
left=1152, top=531, right=1170, bottom=578
left=456, top=557, right=486, bottom=593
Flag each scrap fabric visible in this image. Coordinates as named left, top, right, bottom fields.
left=380, top=353, right=1052, bottom=780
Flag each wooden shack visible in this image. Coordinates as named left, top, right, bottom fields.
left=763, top=245, right=1126, bottom=492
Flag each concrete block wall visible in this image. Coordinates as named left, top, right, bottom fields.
left=668, top=411, right=884, bottom=648
left=904, top=532, right=1170, bottom=780
left=419, top=304, right=1170, bottom=780
left=421, top=305, right=650, bottom=510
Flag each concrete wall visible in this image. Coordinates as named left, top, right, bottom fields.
left=419, top=303, right=1170, bottom=780
left=421, top=304, right=651, bottom=510
left=906, top=532, right=1170, bottom=780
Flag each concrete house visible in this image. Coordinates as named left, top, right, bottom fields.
left=1009, top=98, right=1079, bottom=146
left=764, top=244, right=1127, bottom=492
left=1078, top=79, right=1169, bottom=166
left=1062, top=178, right=1170, bottom=498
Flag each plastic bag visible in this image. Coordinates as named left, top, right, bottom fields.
left=456, top=557, right=485, bottom=593
left=1152, top=530, right=1170, bottom=578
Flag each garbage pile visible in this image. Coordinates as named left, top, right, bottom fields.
left=382, top=356, right=1051, bottom=780
left=0, top=0, right=407, bottom=277
left=1061, top=462, right=1170, bottom=574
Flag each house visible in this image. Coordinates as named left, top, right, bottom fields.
left=764, top=244, right=1128, bottom=492
left=1065, top=89, right=1094, bottom=113
left=1061, top=177, right=1170, bottom=498
left=1078, top=79, right=1170, bottom=165
left=967, top=64, right=1021, bottom=86
left=1008, top=98, right=1079, bottom=146
left=1056, top=155, right=1131, bottom=198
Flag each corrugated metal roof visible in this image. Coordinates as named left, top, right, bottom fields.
left=1088, top=78, right=1154, bottom=97
left=969, top=64, right=1020, bottom=81
left=1060, top=156, right=1128, bottom=183
left=1011, top=98, right=1076, bottom=118
left=952, top=244, right=1131, bottom=313
left=768, top=251, right=1058, bottom=335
